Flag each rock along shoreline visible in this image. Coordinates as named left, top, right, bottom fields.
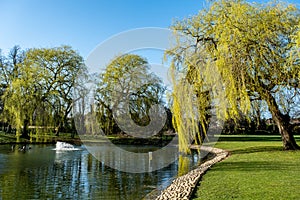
left=154, top=146, right=229, bottom=200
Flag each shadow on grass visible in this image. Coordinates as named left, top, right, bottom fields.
left=230, top=146, right=283, bottom=155
left=212, top=160, right=297, bottom=172
left=218, top=136, right=282, bottom=142
left=213, top=145, right=298, bottom=172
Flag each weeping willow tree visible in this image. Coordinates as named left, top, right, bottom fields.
left=3, top=61, right=49, bottom=139
left=166, top=0, right=300, bottom=152
left=0, top=46, right=24, bottom=134
left=3, top=46, right=85, bottom=139
left=95, top=54, right=165, bottom=135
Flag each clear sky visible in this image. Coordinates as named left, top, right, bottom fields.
left=1, top=0, right=299, bottom=58
left=1, top=0, right=299, bottom=75
left=0, top=0, right=206, bottom=58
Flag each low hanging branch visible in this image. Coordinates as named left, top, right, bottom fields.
left=166, top=0, right=300, bottom=151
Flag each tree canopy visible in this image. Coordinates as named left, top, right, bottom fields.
left=166, top=0, right=300, bottom=152
left=2, top=46, right=86, bottom=139
left=95, top=54, right=166, bottom=137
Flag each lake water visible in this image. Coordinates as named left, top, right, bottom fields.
left=0, top=144, right=202, bottom=200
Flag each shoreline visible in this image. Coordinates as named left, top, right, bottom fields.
left=153, top=146, right=229, bottom=200
left=0, top=133, right=174, bottom=146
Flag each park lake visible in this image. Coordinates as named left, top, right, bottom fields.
left=0, top=142, right=203, bottom=199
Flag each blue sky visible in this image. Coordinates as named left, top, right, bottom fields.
left=0, top=0, right=204, bottom=58
left=1, top=0, right=299, bottom=59
left=1, top=0, right=299, bottom=82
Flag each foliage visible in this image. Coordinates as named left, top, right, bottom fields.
left=2, top=46, right=86, bottom=138
left=166, top=0, right=300, bottom=152
left=95, top=54, right=166, bottom=135
left=0, top=46, right=25, bottom=117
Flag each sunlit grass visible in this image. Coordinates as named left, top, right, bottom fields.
left=193, top=136, right=300, bottom=200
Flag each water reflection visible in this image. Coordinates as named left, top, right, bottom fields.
left=0, top=144, right=202, bottom=200
left=86, top=144, right=179, bottom=173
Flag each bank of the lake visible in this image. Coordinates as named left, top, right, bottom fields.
left=0, top=132, right=174, bottom=146
left=154, top=146, right=229, bottom=200
left=192, top=135, right=300, bottom=200
left=0, top=132, right=82, bottom=145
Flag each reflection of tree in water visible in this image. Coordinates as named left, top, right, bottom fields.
left=0, top=148, right=167, bottom=199
left=0, top=146, right=203, bottom=199
left=177, top=155, right=190, bottom=177
left=177, top=150, right=207, bottom=177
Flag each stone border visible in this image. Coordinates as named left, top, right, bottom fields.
left=155, top=146, right=229, bottom=200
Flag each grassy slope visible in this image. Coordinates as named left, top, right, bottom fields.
left=193, top=136, right=300, bottom=200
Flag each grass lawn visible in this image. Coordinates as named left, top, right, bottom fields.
left=192, top=135, right=300, bottom=200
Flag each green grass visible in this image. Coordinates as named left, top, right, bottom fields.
left=193, top=136, right=300, bottom=200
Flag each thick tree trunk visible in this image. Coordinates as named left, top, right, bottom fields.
left=264, top=91, right=300, bottom=150
left=271, top=113, right=299, bottom=150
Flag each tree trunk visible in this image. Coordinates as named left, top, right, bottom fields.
left=264, top=91, right=299, bottom=150
left=21, top=119, right=30, bottom=139
left=271, top=111, right=299, bottom=149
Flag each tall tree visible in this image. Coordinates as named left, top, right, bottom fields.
left=0, top=50, right=6, bottom=115
left=166, top=0, right=300, bottom=152
left=0, top=46, right=25, bottom=131
left=3, top=46, right=86, bottom=139
left=95, top=54, right=166, bottom=136
left=24, top=46, right=86, bottom=136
